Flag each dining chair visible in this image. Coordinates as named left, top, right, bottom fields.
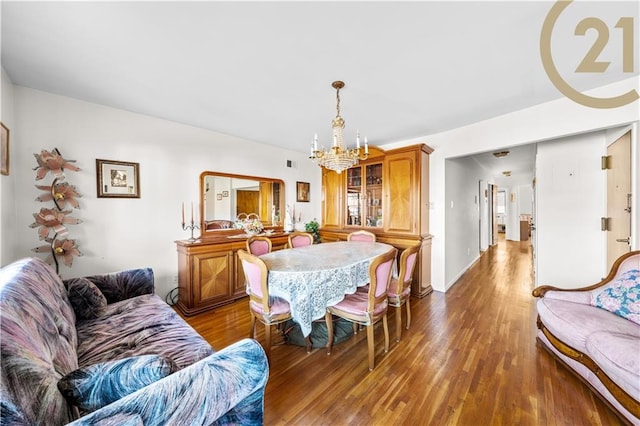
left=287, top=231, right=313, bottom=249
left=246, top=235, right=272, bottom=256
left=347, top=230, right=376, bottom=242
left=388, top=243, right=420, bottom=342
left=237, top=249, right=292, bottom=361
left=325, top=248, right=397, bottom=371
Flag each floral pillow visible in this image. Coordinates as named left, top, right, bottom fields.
left=66, top=278, right=107, bottom=320
left=591, top=269, right=640, bottom=325
left=57, top=354, right=178, bottom=412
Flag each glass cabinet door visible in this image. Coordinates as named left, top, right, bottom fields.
left=365, top=163, right=383, bottom=227
left=346, top=163, right=383, bottom=228
left=346, top=167, right=362, bottom=226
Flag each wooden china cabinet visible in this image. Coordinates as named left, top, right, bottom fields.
left=320, top=143, right=434, bottom=297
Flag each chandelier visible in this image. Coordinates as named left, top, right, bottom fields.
left=310, top=81, right=368, bottom=174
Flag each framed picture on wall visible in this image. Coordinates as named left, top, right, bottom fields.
left=96, top=159, right=140, bottom=198
left=296, top=181, right=310, bottom=202
left=222, top=191, right=229, bottom=197
left=217, top=193, right=223, bottom=200
left=1, top=122, right=9, bottom=176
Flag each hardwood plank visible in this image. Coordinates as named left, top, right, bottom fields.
left=179, top=236, right=624, bottom=425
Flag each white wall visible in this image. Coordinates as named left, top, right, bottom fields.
left=2, top=86, right=321, bottom=300
left=0, top=68, right=16, bottom=264
left=444, top=156, right=486, bottom=287
left=382, top=78, right=639, bottom=292
left=535, top=132, right=606, bottom=287
left=518, top=185, right=533, bottom=215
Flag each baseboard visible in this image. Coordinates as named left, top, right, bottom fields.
left=444, top=254, right=481, bottom=292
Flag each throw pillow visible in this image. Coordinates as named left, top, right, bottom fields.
left=66, top=278, right=107, bottom=320
left=592, top=269, right=640, bottom=325
left=57, top=354, right=178, bottom=412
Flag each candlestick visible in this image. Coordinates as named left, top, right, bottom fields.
left=181, top=201, right=200, bottom=242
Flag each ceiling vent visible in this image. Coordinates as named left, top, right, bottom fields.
left=493, top=151, right=510, bottom=158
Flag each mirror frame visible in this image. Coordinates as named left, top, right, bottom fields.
left=199, top=171, right=285, bottom=238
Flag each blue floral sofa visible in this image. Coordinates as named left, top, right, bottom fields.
left=0, top=257, right=269, bottom=425
left=533, top=250, right=639, bottom=424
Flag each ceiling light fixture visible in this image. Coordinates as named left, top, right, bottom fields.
left=502, top=171, right=512, bottom=176
left=310, top=81, right=368, bottom=174
left=493, top=151, right=510, bottom=158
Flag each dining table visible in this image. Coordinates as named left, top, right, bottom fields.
left=259, top=240, right=396, bottom=337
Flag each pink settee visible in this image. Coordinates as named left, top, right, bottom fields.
left=533, top=250, right=639, bottom=424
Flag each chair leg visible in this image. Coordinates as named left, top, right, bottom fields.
left=250, top=316, right=257, bottom=338
left=405, top=299, right=411, bottom=330
left=264, top=323, right=271, bottom=361
left=305, top=336, right=312, bottom=353
left=383, top=314, right=389, bottom=354
left=366, top=324, right=375, bottom=371
left=395, top=305, right=402, bottom=342
left=325, top=311, right=334, bottom=355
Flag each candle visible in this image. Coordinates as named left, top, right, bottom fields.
left=182, top=202, right=185, bottom=225
left=364, top=137, right=369, bottom=154
left=314, top=133, right=318, bottom=151
left=191, top=202, right=194, bottom=223
left=333, top=135, right=337, bottom=147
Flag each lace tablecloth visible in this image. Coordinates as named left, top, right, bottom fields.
left=260, top=241, right=395, bottom=336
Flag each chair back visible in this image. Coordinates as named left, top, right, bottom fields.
left=347, top=230, right=376, bottom=242
left=288, top=232, right=313, bottom=248
left=246, top=236, right=272, bottom=256
left=237, top=249, right=270, bottom=314
left=368, top=248, right=397, bottom=311
left=394, top=244, right=420, bottom=294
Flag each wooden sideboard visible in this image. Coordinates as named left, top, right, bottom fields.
left=319, top=143, right=434, bottom=297
left=175, top=233, right=288, bottom=316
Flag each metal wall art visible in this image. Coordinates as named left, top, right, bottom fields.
left=30, top=148, right=83, bottom=274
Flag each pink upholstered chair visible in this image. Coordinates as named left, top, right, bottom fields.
left=388, top=244, right=420, bottom=342
left=347, top=230, right=376, bottom=242
left=287, top=231, right=313, bottom=249
left=237, top=249, right=291, bottom=361
left=246, top=236, right=272, bottom=256
left=325, top=248, right=397, bottom=371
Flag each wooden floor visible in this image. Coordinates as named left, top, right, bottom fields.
left=181, top=236, right=624, bottom=425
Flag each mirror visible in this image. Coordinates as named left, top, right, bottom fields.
left=200, top=171, right=285, bottom=236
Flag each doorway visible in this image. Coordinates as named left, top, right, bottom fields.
left=606, top=131, right=632, bottom=269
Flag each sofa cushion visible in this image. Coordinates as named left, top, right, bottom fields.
left=536, top=297, right=638, bottom=353
left=67, top=277, right=108, bottom=320
left=58, top=354, right=178, bottom=413
left=76, top=294, right=214, bottom=369
left=585, top=331, right=640, bottom=401
left=0, top=257, right=79, bottom=425
left=591, top=269, right=640, bottom=325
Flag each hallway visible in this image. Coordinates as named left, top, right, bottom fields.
left=183, top=237, right=622, bottom=425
